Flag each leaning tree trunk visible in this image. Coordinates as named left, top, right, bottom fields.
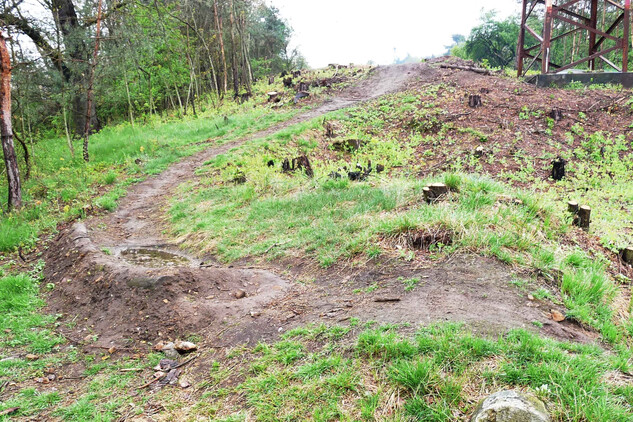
left=82, top=0, right=103, bottom=162
left=0, top=32, right=22, bottom=210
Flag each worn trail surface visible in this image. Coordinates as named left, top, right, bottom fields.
left=44, top=63, right=594, bottom=348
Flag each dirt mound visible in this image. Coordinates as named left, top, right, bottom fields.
left=43, top=61, right=597, bottom=350
left=45, top=223, right=291, bottom=346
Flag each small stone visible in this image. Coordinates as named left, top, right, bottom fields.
left=174, top=340, right=197, bottom=352
left=250, top=310, right=261, bottom=318
left=527, top=294, right=535, bottom=301
left=234, top=290, right=246, bottom=299
left=471, top=390, right=550, bottom=422
left=179, top=380, right=191, bottom=389
left=108, top=347, right=116, bottom=354
left=26, top=354, right=39, bottom=361
left=550, top=310, right=565, bottom=322
left=154, top=371, right=166, bottom=379
left=163, top=299, right=169, bottom=304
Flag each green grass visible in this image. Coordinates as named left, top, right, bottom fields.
left=192, top=322, right=633, bottom=421
left=0, top=98, right=299, bottom=253
left=0, top=266, right=65, bottom=381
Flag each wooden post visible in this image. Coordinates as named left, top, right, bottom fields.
left=567, top=201, right=579, bottom=214
left=578, top=206, right=591, bottom=231
left=542, top=0, right=554, bottom=74
left=0, top=32, right=21, bottom=210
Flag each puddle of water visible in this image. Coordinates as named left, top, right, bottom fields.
left=120, top=248, right=190, bottom=268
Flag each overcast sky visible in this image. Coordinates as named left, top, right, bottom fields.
left=267, top=0, right=520, bottom=68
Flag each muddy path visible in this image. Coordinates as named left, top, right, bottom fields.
left=44, top=63, right=595, bottom=349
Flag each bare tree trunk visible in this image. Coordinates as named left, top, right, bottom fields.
left=123, top=71, right=135, bottom=127
left=82, top=0, right=103, bottom=162
left=0, top=33, right=22, bottom=210
left=214, top=0, right=228, bottom=95
left=228, top=0, right=240, bottom=96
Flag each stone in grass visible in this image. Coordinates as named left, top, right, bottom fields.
left=471, top=390, right=549, bottom=422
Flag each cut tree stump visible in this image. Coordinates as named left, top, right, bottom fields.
left=549, top=108, right=564, bottom=121
left=324, top=121, right=335, bottom=138
left=568, top=201, right=580, bottom=226
left=552, top=157, right=566, bottom=181
left=268, top=76, right=274, bottom=84
left=424, top=183, right=449, bottom=203
left=468, top=95, right=482, bottom=108
left=578, top=205, right=591, bottom=231
left=267, top=91, right=279, bottom=103
left=622, top=247, right=633, bottom=265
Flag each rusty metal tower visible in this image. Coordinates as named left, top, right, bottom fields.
left=517, top=0, right=631, bottom=76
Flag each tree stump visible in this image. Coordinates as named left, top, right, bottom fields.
left=424, top=183, right=449, bottom=203
left=268, top=76, right=275, bottom=85
left=324, top=121, right=335, bottom=138
left=468, top=95, right=482, bottom=108
left=552, top=157, right=566, bottom=181
left=292, top=155, right=314, bottom=177
left=578, top=206, right=591, bottom=231
left=549, top=108, right=564, bottom=121
left=299, top=82, right=309, bottom=91
left=283, top=77, right=293, bottom=88
left=568, top=201, right=580, bottom=226
left=622, top=247, right=633, bottom=265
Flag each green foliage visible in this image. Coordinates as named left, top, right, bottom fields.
left=461, top=11, right=520, bottom=68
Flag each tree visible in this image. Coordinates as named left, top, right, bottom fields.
left=463, top=12, right=520, bottom=68
left=0, top=31, right=21, bottom=210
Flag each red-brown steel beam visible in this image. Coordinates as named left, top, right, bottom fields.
left=623, top=0, right=630, bottom=71
left=589, top=0, right=598, bottom=70
left=517, top=0, right=528, bottom=75
left=542, top=0, right=554, bottom=73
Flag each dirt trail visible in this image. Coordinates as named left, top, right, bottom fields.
left=44, top=63, right=595, bottom=349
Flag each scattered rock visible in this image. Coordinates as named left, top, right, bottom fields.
left=179, top=380, right=191, bottom=389
left=234, top=289, right=246, bottom=299
left=250, top=310, right=261, bottom=317
left=550, top=310, right=565, bottom=322
left=25, top=354, right=39, bottom=361
left=155, top=342, right=180, bottom=359
left=470, top=390, right=550, bottom=422
left=154, top=359, right=179, bottom=371
left=293, top=91, right=310, bottom=104
left=174, top=340, right=197, bottom=353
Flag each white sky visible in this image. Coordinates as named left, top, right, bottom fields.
left=267, top=0, right=519, bottom=68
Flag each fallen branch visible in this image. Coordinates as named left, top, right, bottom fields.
left=374, top=297, right=401, bottom=303
left=439, top=64, right=492, bottom=75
